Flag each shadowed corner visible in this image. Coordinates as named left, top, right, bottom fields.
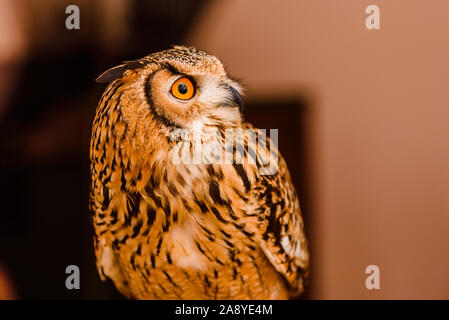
left=0, top=263, right=17, bottom=300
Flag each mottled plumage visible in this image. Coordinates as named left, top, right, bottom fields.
left=89, top=46, right=309, bottom=299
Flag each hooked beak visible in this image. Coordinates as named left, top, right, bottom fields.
left=227, top=86, right=244, bottom=112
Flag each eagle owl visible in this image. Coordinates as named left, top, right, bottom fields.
left=89, top=46, right=309, bottom=299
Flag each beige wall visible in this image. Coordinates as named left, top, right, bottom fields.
left=188, top=0, right=449, bottom=299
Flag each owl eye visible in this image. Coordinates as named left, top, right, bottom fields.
left=171, top=77, right=195, bottom=100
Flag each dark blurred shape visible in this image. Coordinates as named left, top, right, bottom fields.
left=131, top=0, right=208, bottom=56
left=0, top=263, right=17, bottom=299
left=244, top=97, right=309, bottom=218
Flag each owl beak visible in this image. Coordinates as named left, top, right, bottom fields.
left=228, top=86, right=244, bottom=112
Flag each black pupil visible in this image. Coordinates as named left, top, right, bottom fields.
left=178, top=82, right=188, bottom=94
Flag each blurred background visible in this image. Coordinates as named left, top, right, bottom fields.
left=0, top=0, right=448, bottom=299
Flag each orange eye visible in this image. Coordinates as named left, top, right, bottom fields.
left=171, top=77, right=195, bottom=100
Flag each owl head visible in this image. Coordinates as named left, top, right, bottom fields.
left=96, top=46, right=243, bottom=134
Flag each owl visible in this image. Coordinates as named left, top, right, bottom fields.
left=89, top=46, right=309, bottom=299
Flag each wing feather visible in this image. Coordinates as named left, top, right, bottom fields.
left=244, top=126, right=309, bottom=295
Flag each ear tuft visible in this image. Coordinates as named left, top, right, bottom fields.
left=95, top=59, right=145, bottom=84
left=95, top=65, right=129, bottom=83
